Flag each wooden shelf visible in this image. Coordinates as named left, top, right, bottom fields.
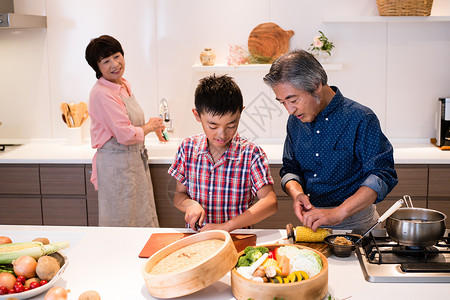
left=323, top=16, right=450, bottom=23
left=192, top=63, right=342, bottom=72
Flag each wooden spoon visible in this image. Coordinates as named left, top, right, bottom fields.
left=60, top=103, right=73, bottom=127
left=71, top=102, right=88, bottom=127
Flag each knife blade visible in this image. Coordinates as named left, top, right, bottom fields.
left=286, top=223, right=295, bottom=244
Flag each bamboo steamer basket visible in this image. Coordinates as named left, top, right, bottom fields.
left=141, top=230, right=238, bottom=299
left=231, top=244, right=328, bottom=300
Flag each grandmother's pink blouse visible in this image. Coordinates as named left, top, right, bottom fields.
left=88, top=77, right=144, bottom=189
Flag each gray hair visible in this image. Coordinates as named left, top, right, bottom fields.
left=263, top=49, right=328, bottom=95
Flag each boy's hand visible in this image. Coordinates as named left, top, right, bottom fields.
left=198, top=222, right=231, bottom=233
left=185, top=200, right=205, bottom=230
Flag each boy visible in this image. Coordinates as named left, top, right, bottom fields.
left=168, top=74, right=278, bottom=232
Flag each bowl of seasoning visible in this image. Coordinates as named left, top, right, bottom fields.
left=324, top=234, right=362, bottom=257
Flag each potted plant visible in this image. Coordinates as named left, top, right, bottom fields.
left=308, top=31, right=335, bottom=63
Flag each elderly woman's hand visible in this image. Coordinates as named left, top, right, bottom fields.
left=141, top=117, right=165, bottom=140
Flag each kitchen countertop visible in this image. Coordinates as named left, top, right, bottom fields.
left=0, top=225, right=446, bottom=300
left=0, top=138, right=450, bottom=164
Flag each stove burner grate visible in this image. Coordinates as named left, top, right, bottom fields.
left=362, top=232, right=450, bottom=265
left=400, top=262, right=450, bottom=273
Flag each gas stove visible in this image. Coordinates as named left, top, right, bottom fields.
left=355, top=229, right=450, bottom=283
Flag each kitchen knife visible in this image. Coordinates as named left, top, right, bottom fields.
left=286, top=223, right=295, bottom=244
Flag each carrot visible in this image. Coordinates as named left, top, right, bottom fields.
left=278, top=255, right=290, bottom=277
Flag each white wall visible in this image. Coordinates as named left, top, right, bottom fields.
left=0, top=0, right=449, bottom=142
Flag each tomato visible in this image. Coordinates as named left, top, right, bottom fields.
left=0, top=286, right=8, bottom=295
left=24, top=286, right=30, bottom=291
left=268, top=250, right=275, bottom=259
left=274, top=247, right=282, bottom=261
left=30, top=281, right=40, bottom=289
left=39, top=280, right=48, bottom=286
left=16, top=275, right=26, bottom=285
left=8, top=288, right=15, bottom=294
left=14, top=282, right=24, bottom=293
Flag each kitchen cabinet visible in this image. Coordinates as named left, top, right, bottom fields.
left=40, top=165, right=87, bottom=226
left=149, top=164, right=185, bottom=228
left=0, top=164, right=42, bottom=225
left=427, top=165, right=450, bottom=221
left=0, top=164, right=40, bottom=194
left=1, top=163, right=449, bottom=228
left=85, top=165, right=98, bottom=226
left=0, top=195, right=42, bottom=225
left=253, top=164, right=299, bottom=229
left=377, top=164, right=428, bottom=221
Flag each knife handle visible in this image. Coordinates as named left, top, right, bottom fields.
left=286, top=223, right=295, bottom=240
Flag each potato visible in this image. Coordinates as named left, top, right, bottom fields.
left=36, top=256, right=60, bottom=281
left=33, top=237, right=50, bottom=245
left=78, top=290, right=101, bottom=300
left=24, top=277, right=41, bottom=288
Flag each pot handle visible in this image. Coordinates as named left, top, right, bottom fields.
left=379, top=199, right=404, bottom=223
left=403, top=195, right=413, bottom=208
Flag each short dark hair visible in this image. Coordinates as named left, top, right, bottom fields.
left=85, top=35, right=124, bottom=79
left=263, top=49, right=328, bottom=94
left=194, top=74, right=243, bottom=117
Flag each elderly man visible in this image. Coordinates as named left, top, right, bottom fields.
left=263, top=49, right=398, bottom=231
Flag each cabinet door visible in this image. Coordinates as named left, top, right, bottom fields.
left=0, top=164, right=40, bottom=194
left=40, top=164, right=85, bottom=195
left=428, top=165, right=450, bottom=197
left=428, top=197, right=450, bottom=221
left=389, top=164, right=428, bottom=198
left=42, top=196, right=87, bottom=226
left=85, top=165, right=98, bottom=226
left=0, top=195, right=42, bottom=225
left=253, top=165, right=298, bottom=229
left=253, top=197, right=299, bottom=229
left=150, top=164, right=185, bottom=228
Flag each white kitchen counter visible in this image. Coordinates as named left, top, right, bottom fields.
left=0, top=225, right=445, bottom=300
left=0, top=138, right=450, bottom=164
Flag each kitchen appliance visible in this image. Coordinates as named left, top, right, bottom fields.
left=436, top=97, right=450, bottom=147
left=356, top=228, right=450, bottom=283
left=0, top=0, right=46, bottom=30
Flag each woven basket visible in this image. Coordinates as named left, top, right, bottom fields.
left=376, top=0, right=433, bottom=16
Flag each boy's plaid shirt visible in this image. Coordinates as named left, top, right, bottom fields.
left=168, top=133, right=274, bottom=224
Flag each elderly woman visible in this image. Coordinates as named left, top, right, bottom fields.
left=85, top=35, right=163, bottom=227
left=263, top=49, right=398, bottom=231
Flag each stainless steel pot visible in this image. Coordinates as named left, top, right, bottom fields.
left=386, top=208, right=447, bottom=247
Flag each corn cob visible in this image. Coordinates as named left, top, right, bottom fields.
left=0, top=241, right=69, bottom=264
left=295, top=226, right=329, bottom=242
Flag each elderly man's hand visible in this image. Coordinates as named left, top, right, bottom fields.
left=301, top=207, right=345, bottom=231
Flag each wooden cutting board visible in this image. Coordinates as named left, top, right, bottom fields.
left=248, top=22, right=294, bottom=62
left=139, top=233, right=256, bottom=258
left=277, top=238, right=332, bottom=257
left=295, top=242, right=332, bottom=258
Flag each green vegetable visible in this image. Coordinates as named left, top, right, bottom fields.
left=256, top=246, right=269, bottom=255
left=0, top=264, right=15, bottom=274
left=237, top=246, right=270, bottom=267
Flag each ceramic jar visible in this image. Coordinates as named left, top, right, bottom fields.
left=200, top=48, right=216, bottom=66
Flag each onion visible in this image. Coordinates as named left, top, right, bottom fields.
left=0, top=236, right=12, bottom=244
left=44, top=287, right=70, bottom=300
left=12, top=255, right=37, bottom=278
left=0, top=272, right=17, bottom=289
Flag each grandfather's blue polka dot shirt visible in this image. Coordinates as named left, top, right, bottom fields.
left=280, top=87, right=398, bottom=207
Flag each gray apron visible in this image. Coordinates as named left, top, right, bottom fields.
left=319, top=204, right=380, bottom=231
left=96, top=94, right=159, bottom=227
